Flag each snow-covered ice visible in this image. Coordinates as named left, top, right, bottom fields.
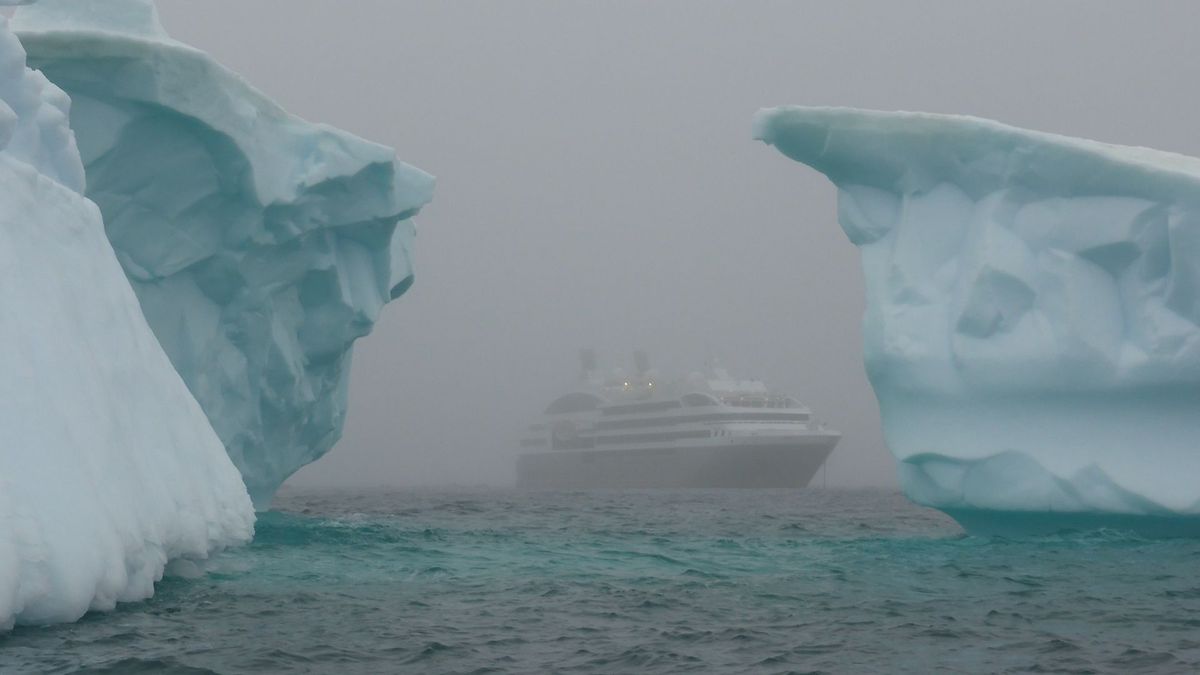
left=0, top=12, right=253, bottom=628
left=14, top=0, right=436, bottom=506
left=756, top=106, right=1200, bottom=535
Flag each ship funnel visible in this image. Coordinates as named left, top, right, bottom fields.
left=633, top=350, right=651, bottom=375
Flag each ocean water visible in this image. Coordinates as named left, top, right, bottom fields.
left=3, top=488, right=1199, bottom=674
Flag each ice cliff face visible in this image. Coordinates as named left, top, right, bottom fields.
left=14, top=0, right=435, bottom=506
left=0, top=12, right=252, bottom=628
left=756, top=107, right=1200, bottom=534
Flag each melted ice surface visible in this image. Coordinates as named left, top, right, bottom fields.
left=756, top=107, right=1200, bottom=531
left=0, top=14, right=253, bottom=628
left=15, top=0, right=435, bottom=506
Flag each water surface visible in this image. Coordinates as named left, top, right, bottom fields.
left=3, top=488, right=1198, bottom=673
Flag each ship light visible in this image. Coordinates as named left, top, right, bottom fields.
left=648, top=381, right=654, bottom=387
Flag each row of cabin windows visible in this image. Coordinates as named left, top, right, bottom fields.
left=719, top=396, right=804, bottom=409
left=601, top=400, right=682, bottom=416
left=595, top=412, right=810, bottom=430
left=551, top=428, right=722, bottom=450
left=596, top=429, right=715, bottom=445
left=546, top=392, right=806, bottom=416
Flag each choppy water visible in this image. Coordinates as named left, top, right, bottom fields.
left=3, top=488, right=1200, bottom=674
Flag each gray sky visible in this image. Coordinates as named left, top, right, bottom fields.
left=150, top=0, right=1200, bottom=489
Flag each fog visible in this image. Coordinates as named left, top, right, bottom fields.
left=146, top=1, right=1200, bottom=489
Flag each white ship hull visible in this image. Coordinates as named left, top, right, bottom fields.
left=517, top=433, right=839, bottom=489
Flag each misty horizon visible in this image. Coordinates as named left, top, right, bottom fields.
left=147, top=0, right=1200, bottom=490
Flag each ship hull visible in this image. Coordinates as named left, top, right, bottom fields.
left=516, top=434, right=839, bottom=489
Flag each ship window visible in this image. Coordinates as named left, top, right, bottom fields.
left=545, top=392, right=605, bottom=415
left=601, top=400, right=682, bottom=415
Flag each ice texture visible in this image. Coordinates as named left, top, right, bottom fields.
left=755, top=106, right=1200, bottom=534
left=0, top=15, right=253, bottom=628
left=14, top=0, right=435, bottom=506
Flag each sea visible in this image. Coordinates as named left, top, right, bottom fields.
left=2, top=488, right=1199, bottom=674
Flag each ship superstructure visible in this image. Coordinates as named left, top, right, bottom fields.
left=517, top=353, right=840, bottom=489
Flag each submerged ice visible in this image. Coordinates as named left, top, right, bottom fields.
left=0, top=12, right=252, bottom=628
left=14, top=0, right=435, bottom=506
left=755, top=106, right=1200, bottom=533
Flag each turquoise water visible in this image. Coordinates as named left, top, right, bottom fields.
left=3, top=488, right=1200, bottom=673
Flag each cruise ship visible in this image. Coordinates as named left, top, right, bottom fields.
left=517, top=353, right=840, bottom=489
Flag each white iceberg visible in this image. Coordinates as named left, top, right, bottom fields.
left=0, top=12, right=252, bottom=628
left=756, top=106, right=1200, bottom=535
left=14, top=0, right=436, bottom=506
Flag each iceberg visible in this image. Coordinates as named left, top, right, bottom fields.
left=14, top=0, right=435, bottom=506
left=0, top=12, right=252, bottom=628
left=755, top=106, right=1200, bottom=535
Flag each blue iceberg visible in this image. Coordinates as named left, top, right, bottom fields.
left=0, top=10, right=252, bottom=628
left=756, top=106, right=1200, bottom=535
left=14, top=0, right=435, bottom=506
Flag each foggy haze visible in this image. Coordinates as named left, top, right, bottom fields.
left=146, top=0, right=1200, bottom=489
